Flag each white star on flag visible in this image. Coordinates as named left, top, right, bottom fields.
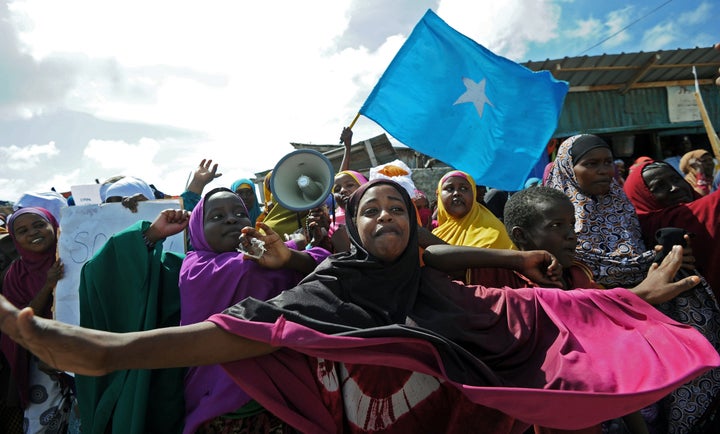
left=453, top=77, right=493, bottom=118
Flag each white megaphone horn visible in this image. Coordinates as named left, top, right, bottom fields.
left=270, top=149, right=335, bottom=212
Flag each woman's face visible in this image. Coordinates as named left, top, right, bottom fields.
left=642, top=165, right=695, bottom=207
left=355, top=184, right=410, bottom=263
left=691, top=153, right=715, bottom=178
left=235, top=186, right=256, bottom=210
left=572, top=147, right=614, bottom=196
left=203, top=191, right=252, bottom=253
left=11, top=213, right=55, bottom=253
left=413, top=196, right=429, bottom=209
left=334, top=174, right=361, bottom=209
left=440, top=176, right=474, bottom=219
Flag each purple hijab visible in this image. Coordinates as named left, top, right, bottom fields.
left=178, top=188, right=329, bottom=433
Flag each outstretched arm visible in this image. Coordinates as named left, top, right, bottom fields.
left=0, top=296, right=275, bottom=376
left=423, top=244, right=562, bottom=287
left=631, top=245, right=700, bottom=305
left=339, top=127, right=353, bottom=172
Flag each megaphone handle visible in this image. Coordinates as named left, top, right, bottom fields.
left=305, top=213, right=330, bottom=250
left=295, top=212, right=303, bottom=232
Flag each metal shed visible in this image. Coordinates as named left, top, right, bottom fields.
left=523, top=46, right=720, bottom=159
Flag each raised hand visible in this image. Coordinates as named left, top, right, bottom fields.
left=147, top=209, right=191, bottom=242
left=187, top=159, right=222, bottom=195
left=46, top=260, right=64, bottom=288
left=340, top=127, right=353, bottom=147
left=632, top=245, right=700, bottom=305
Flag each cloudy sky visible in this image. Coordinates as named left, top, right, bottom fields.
left=0, top=0, right=716, bottom=201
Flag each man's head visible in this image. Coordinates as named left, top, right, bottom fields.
left=504, top=186, right=577, bottom=267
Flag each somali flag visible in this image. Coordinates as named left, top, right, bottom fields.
left=360, top=9, right=568, bottom=191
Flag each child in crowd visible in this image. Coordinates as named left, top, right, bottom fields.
left=0, top=180, right=714, bottom=434
left=428, top=186, right=720, bottom=434
left=76, top=187, right=330, bottom=433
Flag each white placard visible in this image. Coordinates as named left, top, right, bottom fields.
left=55, top=200, right=186, bottom=326
left=667, top=85, right=701, bottom=123
left=70, top=184, right=103, bottom=205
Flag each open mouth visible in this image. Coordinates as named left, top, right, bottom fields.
left=375, top=227, right=399, bottom=237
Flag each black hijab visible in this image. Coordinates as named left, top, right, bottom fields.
left=228, top=179, right=542, bottom=385
left=222, top=178, right=718, bottom=393
left=228, top=179, right=423, bottom=330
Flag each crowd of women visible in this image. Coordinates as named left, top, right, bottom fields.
left=0, top=127, right=719, bottom=434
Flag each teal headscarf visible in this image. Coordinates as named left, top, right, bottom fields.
left=230, top=178, right=261, bottom=225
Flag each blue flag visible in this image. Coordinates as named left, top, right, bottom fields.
left=360, top=9, right=568, bottom=191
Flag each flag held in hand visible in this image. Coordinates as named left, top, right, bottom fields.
left=360, top=9, right=569, bottom=191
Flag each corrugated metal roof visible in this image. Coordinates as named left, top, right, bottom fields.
left=523, top=46, right=720, bottom=93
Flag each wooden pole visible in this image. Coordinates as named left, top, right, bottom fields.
left=348, top=112, right=361, bottom=129
left=692, top=66, right=720, bottom=160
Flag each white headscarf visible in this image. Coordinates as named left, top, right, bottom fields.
left=14, top=191, right=68, bottom=222
left=102, top=176, right=155, bottom=202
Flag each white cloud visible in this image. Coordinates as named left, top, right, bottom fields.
left=0, top=141, right=59, bottom=170
left=602, top=7, right=633, bottom=48
left=0, top=0, right=710, bottom=202
left=84, top=138, right=161, bottom=174
left=642, top=22, right=678, bottom=51
left=437, top=0, right=561, bottom=60
left=679, top=2, right=712, bottom=25
left=46, top=168, right=81, bottom=193
left=566, top=17, right=603, bottom=40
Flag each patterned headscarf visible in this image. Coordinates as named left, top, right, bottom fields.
left=432, top=170, right=514, bottom=249
left=545, top=135, right=654, bottom=287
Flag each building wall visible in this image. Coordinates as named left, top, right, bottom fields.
left=555, top=85, right=720, bottom=138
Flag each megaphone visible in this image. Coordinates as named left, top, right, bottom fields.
left=270, top=149, right=334, bottom=212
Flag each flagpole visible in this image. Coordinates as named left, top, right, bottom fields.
left=348, top=112, right=360, bottom=129
left=692, top=66, right=720, bottom=160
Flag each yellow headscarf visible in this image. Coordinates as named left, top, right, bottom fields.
left=432, top=170, right=515, bottom=249
left=256, top=170, right=310, bottom=236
